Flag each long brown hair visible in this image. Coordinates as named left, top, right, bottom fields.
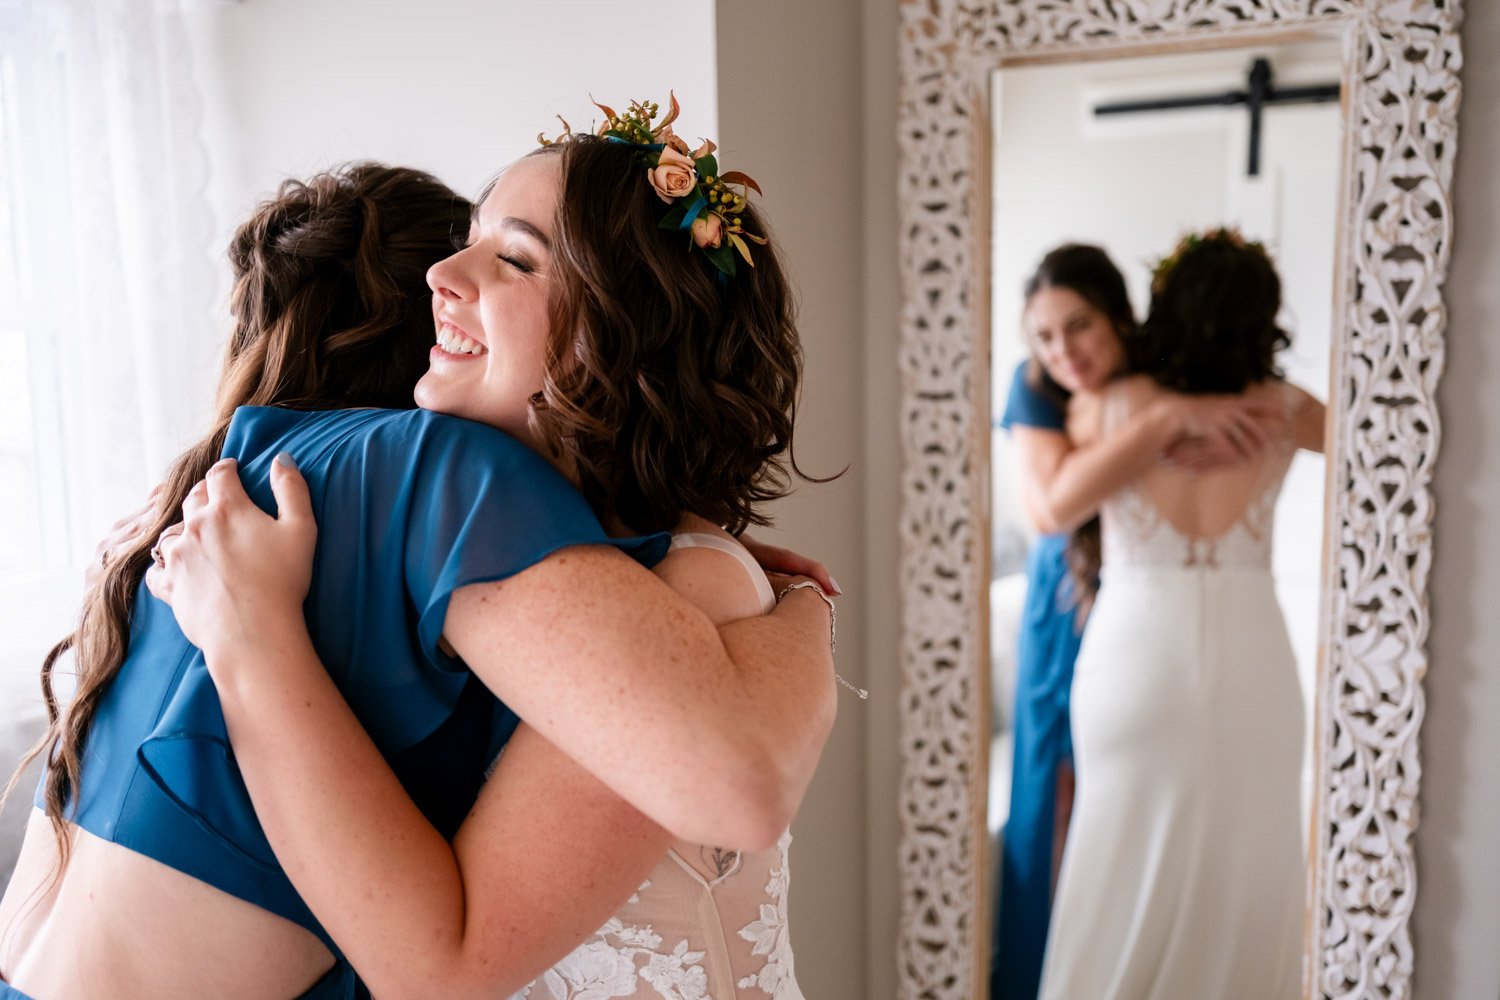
left=1020, top=245, right=1136, bottom=622
left=528, top=136, right=824, bottom=535
left=9, top=163, right=470, bottom=868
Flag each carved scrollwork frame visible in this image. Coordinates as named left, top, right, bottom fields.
left=894, top=3, right=1462, bottom=998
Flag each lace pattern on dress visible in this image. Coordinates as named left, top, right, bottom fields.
left=509, top=833, right=799, bottom=1000
left=735, top=832, right=796, bottom=995
left=1100, top=380, right=1298, bottom=572
left=1103, top=478, right=1280, bottom=571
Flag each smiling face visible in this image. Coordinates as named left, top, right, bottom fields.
left=1022, top=285, right=1126, bottom=394
left=414, top=153, right=560, bottom=448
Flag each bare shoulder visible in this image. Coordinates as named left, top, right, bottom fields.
left=1277, top=380, right=1328, bottom=453
left=654, top=517, right=769, bottom=627
left=1065, top=388, right=1103, bottom=445
left=1067, top=376, right=1152, bottom=444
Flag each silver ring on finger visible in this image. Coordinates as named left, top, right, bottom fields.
left=150, top=544, right=165, bottom=567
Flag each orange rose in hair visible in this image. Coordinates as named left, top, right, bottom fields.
left=691, top=213, right=724, bottom=249
left=648, top=147, right=698, bottom=204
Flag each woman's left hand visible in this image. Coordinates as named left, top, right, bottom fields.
left=740, top=533, right=840, bottom=595
left=145, top=455, right=317, bottom=660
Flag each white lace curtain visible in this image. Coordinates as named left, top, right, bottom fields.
left=0, top=0, right=220, bottom=702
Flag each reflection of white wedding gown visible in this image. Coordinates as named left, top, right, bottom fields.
left=1039, top=393, right=1305, bottom=1000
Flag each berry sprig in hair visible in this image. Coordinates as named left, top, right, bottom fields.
left=540, top=93, right=766, bottom=278
left=1150, top=226, right=1270, bottom=294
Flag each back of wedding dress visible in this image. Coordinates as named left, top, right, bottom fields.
left=1098, top=376, right=1300, bottom=574
left=1038, top=376, right=1307, bottom=1000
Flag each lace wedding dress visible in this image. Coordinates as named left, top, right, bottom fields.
left=509, top=533, right=804, bottom=1000
left=1038, top=383, right=1305, bottom=1000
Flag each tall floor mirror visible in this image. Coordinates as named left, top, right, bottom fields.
left=895, top=4, right=1461, bottom=1000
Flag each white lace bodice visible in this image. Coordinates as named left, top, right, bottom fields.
left=1102, top=476, right=1282, bottom=571
left=1099, top=381, right=1298, bottom=573
left=508, top=532, right=802, bottom=1000
left=508, top=832, right=801, bottom=1000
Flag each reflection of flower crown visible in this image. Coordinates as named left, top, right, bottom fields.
left=539, top=93, right=766, bottom=278
left=1149, top=226, right=1270, bottom=294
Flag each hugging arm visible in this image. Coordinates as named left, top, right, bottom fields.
left=150, top=459, right=836, bottom=849
left=1017, top=387, right=1288, bottom=534
left=147, top=459, right=835, bottom=997
left=219, top=666, right=669, bottom=1000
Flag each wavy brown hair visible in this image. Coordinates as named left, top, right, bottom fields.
left=527, top=135, right=822, bottom=535
left=1129, top=233, right=1288, bottom=393
left=8, top=163, right=471, bottom=869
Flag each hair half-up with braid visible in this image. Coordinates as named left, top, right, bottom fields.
left=8, top=163, right=470, bottom=870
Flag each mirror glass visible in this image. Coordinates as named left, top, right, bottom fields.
left=986, top=39, right=1337, bottom=999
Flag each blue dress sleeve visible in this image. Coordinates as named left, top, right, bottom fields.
left=399, top=417, right=669, bottom=671
left=1000, top=361, right=1067, bottom=433
left=128, top=410, right=669, bottom=908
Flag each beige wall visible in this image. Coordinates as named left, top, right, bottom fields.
left=1414, top=2, right=1500, bottom=996
left=727, top=1, right=1497, bottom=997
left=716, top=1, right=902, bottom=996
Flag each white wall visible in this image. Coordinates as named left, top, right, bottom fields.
left=183, top=0, right=718, bottom=288
left=1, top=0, right=719, bottom=714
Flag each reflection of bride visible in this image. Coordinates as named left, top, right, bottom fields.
left=1039, top=231, right=1326, bottom=1000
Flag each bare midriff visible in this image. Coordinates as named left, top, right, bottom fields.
left=1, top=808, right=333, bottom=1000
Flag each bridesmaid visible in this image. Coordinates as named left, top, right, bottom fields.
left=990, top=244, right=1279, bottom=999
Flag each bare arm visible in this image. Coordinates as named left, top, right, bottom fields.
left=207, top=648, right=668, bottom=999
left=1016, top=387, right=1286, bottom=534
left=1292, top=386, right=1328, bottom=454
left=442, top=547, right=835, bottom=849
left=147, top=466, right=831, bottom=998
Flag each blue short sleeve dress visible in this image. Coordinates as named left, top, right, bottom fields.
left=991, top=363, right=1087, bottom=1000
left=44, top=406, right=668, bottom=999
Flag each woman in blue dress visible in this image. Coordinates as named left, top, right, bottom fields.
left=991, top=244, right=1282, bottom=999
left=0, top=144, right=836, bottom=999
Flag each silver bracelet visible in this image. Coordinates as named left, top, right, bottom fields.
left=775, top=581, right=868, bottom=700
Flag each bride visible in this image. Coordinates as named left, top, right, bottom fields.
left=1038, top=229, right=1326, bottom=1000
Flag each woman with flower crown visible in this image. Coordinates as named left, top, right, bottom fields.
left=1036, top=230, right=1326, bottom=1000
left=0, top=98, right=839, bottom=1000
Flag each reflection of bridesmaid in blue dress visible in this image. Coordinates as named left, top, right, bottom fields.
left=992, top=244, right=1133, bottom=1000
left=990, top=244, right=1288, bottom=999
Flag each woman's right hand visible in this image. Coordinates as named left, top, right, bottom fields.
left=145, top=455, right=317, bottom=660
left=1165, top=394, right=1286, bottom=469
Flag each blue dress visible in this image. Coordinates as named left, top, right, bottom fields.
left=991, top=364, right=1085, bottom=1000
left=42, top=406, right=668, bottom=999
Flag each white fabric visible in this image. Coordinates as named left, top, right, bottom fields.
left=669, top=531, right=778, bottom=611
left=510, top=533, right=804, bottom=1000
left=1038, top=384, right=1304, bottom=1000
left=0, top=0, right=219, bottom=699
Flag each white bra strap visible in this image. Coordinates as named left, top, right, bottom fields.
left=670, top=532, right=777, bottom=613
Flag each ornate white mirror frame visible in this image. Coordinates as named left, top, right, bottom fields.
left=894, top=3, right=1462, bottom=998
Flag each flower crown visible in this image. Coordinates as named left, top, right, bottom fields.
left=539, top=94, right=766, bottom=278
left=1149, top=226, right=1270, bottom=295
